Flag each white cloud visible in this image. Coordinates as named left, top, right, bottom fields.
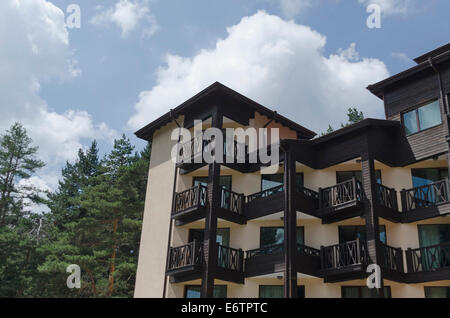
left=91, top=0, right=158, bottom=38
left=0, top=0, right=117, bottom=191
left=358, top=0, right=415, bottom=15
left=391, top=52, right=412, bottom=63
left=128, top=11, right=389, bottom=134
left=278, top=0, right=312, bottom=18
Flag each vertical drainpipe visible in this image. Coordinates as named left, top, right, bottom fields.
left=163, top=111, right=181, bottom=298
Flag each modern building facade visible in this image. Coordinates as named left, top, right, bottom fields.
left=134, top=44, right=450, bottom=298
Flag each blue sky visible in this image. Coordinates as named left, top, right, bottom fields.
left=1, top=0, right=449, bottom=193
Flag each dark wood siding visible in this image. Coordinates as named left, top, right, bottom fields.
left=384, top=69, right=439, bottom=120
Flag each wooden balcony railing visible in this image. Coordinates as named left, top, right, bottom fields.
left=221, top=188, right=244, bottom=214
left=297, top=244, right=320, bottom=257
left=245, top=243, right=319, bottom=260
left=167, top=241, right=203, bottom=272
left=298, top=186, right=319, bottom=201
left=401, top=179, right=449, bottom=213
left=321, top=239, right=368, bottom=270
left=246, top=243, right=284, bottom=259
left=380, top=242, right=403, bottom=272
left=319, top=178, right=363, bottom=210
left=376, top=184, right=398, bottom=210
left=246, top=185, right=284, bottom=203
left=406, top=242, right=450, bottom=273
left=172, top=185, right=207, bottom=215
left=177, top=133, right=211, bottom=164
left=217, top=244, right=244, bottom=272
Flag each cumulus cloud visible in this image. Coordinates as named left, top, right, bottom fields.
left=0, top=0, right=117, bottom=191
left=128, top=11, right=389, bottom=134
left=278, top=0, right=312, bottom=18
left=391, top=52, right=412, bottom=63
left=358, top=0, right=415, bottom=15
left=91, top=0, right=158, bottom=38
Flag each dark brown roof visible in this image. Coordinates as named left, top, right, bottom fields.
left=367, top=43, right=450, bottom=99
left=135, top=82, right=317, bottom=141
left=414, top=42, right=450, bottom=64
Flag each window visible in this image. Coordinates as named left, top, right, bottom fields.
left=425, top=287, right=450, bottom=298
left=403, top=100, right=442, bottom=135
left=189, top=228, right=230, bottom=247
left=418, top=225, right=450, bottom=247
left=261, top=173, right=304, bottom=191
left=336, top=170, right=382, bottom=184
left=412, top=168, right=448, bottom=188
left=418, top=225, right=450, bottom=270
left=259, top=285, right=305, bottom=298
left=193, top=176, right=232, bottom=190
left=341, top=286, right=391, bottom=298
left=338, top=225, right=386, bottom=244
left=260, top=227, right=304, bottom=247
left=185, top=285, right=227, bottom=298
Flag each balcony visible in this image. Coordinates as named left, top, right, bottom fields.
left=401, top=179, right=450, bottom=222
left=320, top=239, right=369, bottom=282
left=166, top=241, right=244, bottom=283
left=379, top=242, right=405, bottom=282
left=172, top=185, right=208, bottom=225
left=172, top=185, right=246, bottom=225
left=245, top=185, right=285, bottom=220
left=244, top=243, right=321, bottom=278
left=375, top=184, right=401, bottom=222
left=406, top=242, right=450, bottom=283
left=216, top=244, right=245, bottom=283
left=317, top=178, right=365, bottom=224
left=245, top=185, right=319, bottom=220
left=166, top=241, right=203, bottom=282
left=219, top=188, right=246, bottom=224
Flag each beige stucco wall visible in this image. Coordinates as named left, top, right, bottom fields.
left=134, top=120, right=182, bottom=298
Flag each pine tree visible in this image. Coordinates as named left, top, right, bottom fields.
left=0, top=122, right=45, bottom=225
left=0, top=123, right=46, bottom=297
left=39, top=136, right=149, bottom=297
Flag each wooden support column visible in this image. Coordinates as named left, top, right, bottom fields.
left=201, top=109, right=223, bottom=298
left=361, top=151, right=385, bottom=298
left=283, top=148, right=297, bottom=298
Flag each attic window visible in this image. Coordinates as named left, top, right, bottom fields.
left=403, top=100, right=441, bottom=136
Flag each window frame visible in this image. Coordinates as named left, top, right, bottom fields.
left=193, top=175, right=232, bottom=190
left=341, top=286, right=391, bottom=298
left=184, top=285, right=227, bottom=298
left=258, top=285, right=305, bottom=298
left=417, top=224, right=450, bottom=248
left=260, top=172, right=304, bottom=192
left=188, top=228, right=230, bottom=247
left=424, top=286, right=450, bottom=298
left=259, top=226, right=305, bottom=248
left=338, top=225, right=387, bottom=244
left=335, top=170, right=382, bottom=184
left=401, top=99, right=442, bottom=136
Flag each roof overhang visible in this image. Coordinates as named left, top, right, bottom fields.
left=134, top=82, right=317, bottom=141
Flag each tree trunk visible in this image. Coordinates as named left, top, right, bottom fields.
left=87, top=269, right=98, bottom=297
left=106, top=216, right=119, bottom=298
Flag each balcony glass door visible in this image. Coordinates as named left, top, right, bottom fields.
left=338, top=225, right=386, bottom=244
left=418, top=224, right=450, bottom=270
left=261, top=173, right=304, bottom=192
left=189, top=228, right=230, bottom=247
left=259, top=285, right=305, bottom=298
left=185, top=285, right=227, bottom=298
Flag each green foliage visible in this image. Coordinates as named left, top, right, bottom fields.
left=321, top=107, right=365, bottom=136
left=0, top=122, right=150, bottom=298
